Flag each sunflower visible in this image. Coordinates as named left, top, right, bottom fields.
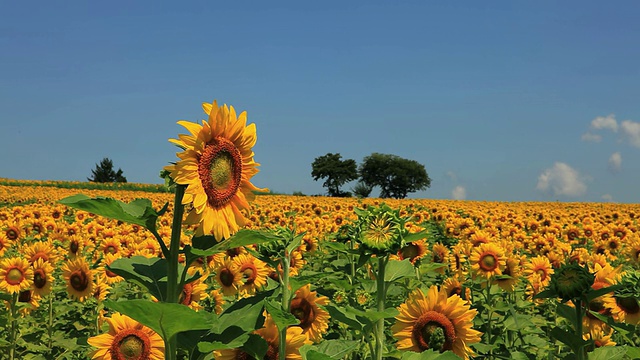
left=398, top=240, right=429, bottom=265
left=584, top=327, right=616, bottom=347
left=289, top=284, right=330, bottom=343
left=165, top=100, right=266, bottom=241
left=100, top=253, right=125, bottom=285
left=441, top=276, right=471, bottom=305
left=88, top=312, right=164, bottom=360
left=493, top=255, right=522, bottom=292
left=209, top=289, right=225, bottom=315
left=233, top=253, right=269, bottom=296
left=22, top=240, right=58, bottom=265
left=604, top=295, right=640, bottom=325
left=392, top=286, right=481, bottom=359
left=525, top=256, right=554, bottom=288
left=0, top=257, right=34, bottom=294
left=62, top=258, right=94, bottom=302
left=213, top=258, right=243, bottom=296
left=430, top=243, right=450, bottom=275
left=31, top=258, right=54, bottom=297
left=469, top=243, right=505, bottom=280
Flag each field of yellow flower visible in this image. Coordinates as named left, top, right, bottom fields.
left=1, top=179, right=640, bottom=360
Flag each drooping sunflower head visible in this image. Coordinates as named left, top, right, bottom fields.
left=165, top=100, right=267, bottom=241
left=289, top=284, right=330, bottom=343
left=549, top=262, right=595, bottom=302
left=61, top=257, right=94, bottom=302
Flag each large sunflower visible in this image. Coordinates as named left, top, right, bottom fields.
left=62, top=257, right=94, bottom=302
left=392, top=286, right=481, bottom=359
left=233, top=253, right=270, bottom=297
left=290, top=284, right=330, bottom=343
left=165, top=100, right=266, bottom=241
left=88, top=312, right=164, bottom=360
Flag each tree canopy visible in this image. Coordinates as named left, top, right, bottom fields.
left=311, top=153, right=358, bottom=197
left=359, top=153, right=430, bottom=199
left=88, top=158, right=127, bottom=183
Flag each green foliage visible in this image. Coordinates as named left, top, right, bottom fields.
left=87, top=158, right=127, bottom=183
left=311, top=153, right=358, bottom=197
left=359, top=153, right=431, bottom=199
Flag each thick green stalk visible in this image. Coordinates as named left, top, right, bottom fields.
left=279, top=251, right=291, bottom=360
left=47, top=293, right=54, bottom=350
left=349, top=238, right=356, bottom=284
left=166, top=184, right=186, bottom=360
left=374, top=256, right=388, bottom=360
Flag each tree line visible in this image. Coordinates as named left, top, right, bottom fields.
left=311, top=153, right=431, bottom=199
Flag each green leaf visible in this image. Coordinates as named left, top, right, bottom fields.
left=104, top=299, right=215, bottom=342
left=384, top=259, right=415, bottom=282
left=400, top=349, right=462, bottom=360
left=587, top=346, right=627, bottom=360
left=190, top=229, right=279, bottom=256
left=556, top=303, right=577, bottom=326
left=403, top=230, right=428, bottom=243
left=532, top=289, right=556, bottom=300
left=59, top=195, right=166, bottom=233
left=585, top=285, right=622, bottom=302
left=314, top=339, right=359, bottom=358
left=265, top=300, right=299, bottom=331
left=509, top=352, right=529, bottom=360
left=626, top=347, right=640, bottom=359
left=550, top=326, right=588, bottom=354
left=286, top=232, right=305, bottom=254
left=107, top=256, right=169, bottom=301
left=214, top=290, right=271, bottom=334
left=325, top=305, right=364, bottom=331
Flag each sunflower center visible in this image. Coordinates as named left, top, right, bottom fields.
left=18, top=290, right=32, bottom=303
left=198, top=137, right=243, bottom=209
left=6, top=228, right=18, bottom=240
left=479, top=254, right=498, bottom=271
left=105, top=245, right=117, bottom=254
left=290, top=298, right=316, bottom=329
left=536, top=269, right=548, bottom=281
left=110, top=329, right=150, bottom=360
left=617, top=296, right=640, bottom=314
left=412, top=311, right=456, bottom=352
left=70, top=240, right=79, bottom=254
left=219, top=268, right=235, bottom=287
left=34, top=269, right=47, bottom=289
left=70, top=270, right=89, bottom=291
left=401, top=244, right=420, bottom=261
left=241, top=265, right=257, bottom=285
left=6, top=268, right=24, bottom=285
left=31, top=252, right=49, bottom=263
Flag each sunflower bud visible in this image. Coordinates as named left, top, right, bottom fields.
left=356, top=204, right=405, bottom=255
left=550, top=262, right=595, bottom=302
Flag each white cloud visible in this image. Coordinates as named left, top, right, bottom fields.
left=608, top=152, right=622, bottom=173
left=590, top=114, right=618, bottom=132
left=581, top=132, right=602, bottom=142
left=445, top=171, right=458, bottom=182
left=620, top=120, right=640, bottom=148
left=601, top=194, right=613, bottom=202
left=451, top=186, right=466, bottom=200
left=536, top=162, right=587, bottom=197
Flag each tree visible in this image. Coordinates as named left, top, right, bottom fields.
left=311, top=153, right=358, bottom=197
left=352, top=181, right=373, bottom=198
left=88, top=158, right=127, bottom=183
left=359, top=153, right=431, bottom=199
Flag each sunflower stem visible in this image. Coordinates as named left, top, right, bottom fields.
left=166, top=184, right=186, bottom=360
left=374, top=256, right=388, bottom=360
left=574, top=298, right=586, bottom=360
left=8, top=293, right=18, bottom=360
left=47, top=293, right=54, bottom=350
left=349, top=237, right=356, bottom=285
left=279, top=250, right=291, bottom=360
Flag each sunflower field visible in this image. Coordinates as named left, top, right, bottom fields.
left=1, top=101, right=640, bottom=360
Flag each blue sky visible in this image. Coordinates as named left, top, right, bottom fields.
left=2, top=1, right=640, bottom=202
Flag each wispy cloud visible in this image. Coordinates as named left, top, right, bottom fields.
left=601, top=194, right=613, bottom=202
left=590, top=114, right=618, bottom=132
left=451, top=186, right=466, bottom=200
left=536, top=162, right=587, bottom=197
left=445, top=171, right=458, bottom=182
left=581, top=132, right=602, bottom=143
left=608, top=152, right=622, bottom=173
left=620, top=120, right=640, bottom=148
